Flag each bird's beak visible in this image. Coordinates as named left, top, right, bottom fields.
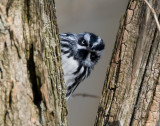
left=87, top=47, right=93, bottom=53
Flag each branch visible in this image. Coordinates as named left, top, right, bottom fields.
left=72, top=93, right=100, bottom=99
left=144, top=0, right=160, bottom=32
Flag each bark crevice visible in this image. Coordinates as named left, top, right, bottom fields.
left=4, top=111, right=8, bottom=125
left=27, top=44, right=42, bottom=108
left=6, top=0, right=14, bottom=16
left=130, top=27, right=158, bottom=126
left=24, top=0, right=30, bottom=23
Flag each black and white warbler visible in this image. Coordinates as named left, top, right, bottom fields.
left=60, top=32, right=105, bottom=100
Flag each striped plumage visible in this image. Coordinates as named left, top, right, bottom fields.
left=60, top=32, right=105, bottom=100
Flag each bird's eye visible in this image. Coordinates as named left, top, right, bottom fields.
left=90, top=52, right=98, bottom=61
left=81, top=40, right=88, bottom=46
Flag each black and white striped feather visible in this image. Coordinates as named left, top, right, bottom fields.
left=60, top=32, right=105, bottom=100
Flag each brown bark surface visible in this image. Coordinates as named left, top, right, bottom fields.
left=95, top=0, right=160, bottom=126
left=0, top=0, right=67, bottom=126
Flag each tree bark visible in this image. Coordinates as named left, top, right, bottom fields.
left=95, top=0, right=160, bottom=126
left=0, top=0, right=67, bottom=126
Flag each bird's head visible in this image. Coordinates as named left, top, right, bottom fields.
left=60, top=32, right=105, bottom=68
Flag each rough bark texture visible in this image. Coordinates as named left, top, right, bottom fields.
left=95, top=0, right=160, bottom=126
left=0, top=0, right=67, bottom=126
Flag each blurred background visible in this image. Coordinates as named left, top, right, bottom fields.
left=55, top=0, right=128, bottom=126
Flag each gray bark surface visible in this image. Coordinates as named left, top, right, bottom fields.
left=95, top=0, right=160, bottom=126
left=0, top=0, right=67, bottom=126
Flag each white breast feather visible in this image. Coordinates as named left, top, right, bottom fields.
left=62, top=53, right=79, bottom=88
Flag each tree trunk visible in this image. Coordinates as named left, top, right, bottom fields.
left=0, top=0, right=67, bottom=126
left=95, top=0, right=160, bottom=126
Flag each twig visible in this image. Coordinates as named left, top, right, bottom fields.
left=144, top=0, right=160, bottom=32
left=72, top=93, right=100, bottom=99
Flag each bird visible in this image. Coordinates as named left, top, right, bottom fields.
left=60, top=32, right=105, bottom=100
